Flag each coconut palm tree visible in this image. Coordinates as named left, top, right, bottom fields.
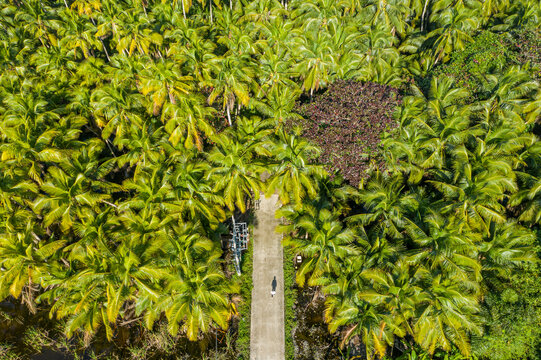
left=206, top=55, right=256, bottom=126
left=510, top=172, right=541, bottom=225
left=32, top=157, right=112, bottom=233
left=252, top=85, right=301, bottom=124
left=0, top=222, right=64, bottom=303
left=206, top=133, right=268, bottom=213
left=405, top=211, right=482, bottom=283
left=325, top=297, right=396, bottom=359
left=57, top=9, right=100, bottom=59
left=13, top=0, right=55, bottom=49
left=292, top=29, right=336, bottom=98
left=285, top=208, right=358, bottom=287
left=113, top=11, right=163, bottom=56
left=290, top=0, right=341, bottom=29
left=425, top=7, right=479, bottom=64
left=168, top=155, right=227, bottom=225
left=266, top=130, right=326, bottom=206
left=350, top=171, right=418, bottom=239
left=160, top=93, right=215, bottom=150
left=428, top=160, right=516, bottom=235
left=478, top=67, right=539, bottom=128
left=0, top=92, right=62, bottom=183
left=255, top=47, right=298, bottom=96
left=159, top=252, right=237, bottom=340
left=90, top=83, right=145, bottom=140
left=167, top=28, right=220, bottom=85
left=114, top=121, right=167, bottom=168
left=137, top=58, right=194, bottom=116
left=40, top=229, right=167, bottom=340
left=412, top=275, right=481, bottom=357
left=254, top=15, right=301, bottom=53
left=477, top=221, right=537, bottom=273
left=364, top=0, right=411, bottom=36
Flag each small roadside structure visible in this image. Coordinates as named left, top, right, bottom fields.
left=294, top=254, right=302, bottom=269
left=230, top=216, right=249, bottom=275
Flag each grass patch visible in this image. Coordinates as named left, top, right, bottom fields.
left=284, top=246, right=297, bottom=360
left=236, top=236, right=254, bottom=359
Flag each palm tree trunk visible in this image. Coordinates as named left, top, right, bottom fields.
left=210, top=0, right=213, bottom=23
left=226, top=105, right=232, bottom=126
left=100, top=39, right=111, bottom=62
left=229, top=0, right=232, bottom=9
left=167, top=85, right=176, bottom=104
left=106, top=139, right=117, bottom=157
left=141, top=0, right=148, bottom=16
left=102, top=200, right=119, bottom=209
left=421, top=0, right=429, bottom=32
left=89, top=17, right=111, bottom=62
left=181, top=0, right=186, bottom=19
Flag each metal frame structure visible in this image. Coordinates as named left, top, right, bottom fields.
left=229, top=216, right=249, bottom=275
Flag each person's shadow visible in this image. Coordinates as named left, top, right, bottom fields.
left=271, top=276, right=277, bottom=292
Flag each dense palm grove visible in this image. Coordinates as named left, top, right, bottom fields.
left=0, top=0, right=540, bottom=359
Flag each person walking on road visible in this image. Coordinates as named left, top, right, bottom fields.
left=271, top=276, right=277, bottom=297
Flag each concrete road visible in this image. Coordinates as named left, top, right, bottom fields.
left=250, top=193, right=285, bottom=360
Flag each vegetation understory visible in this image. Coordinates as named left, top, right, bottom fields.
left=0, top=0, right=541, bottom=359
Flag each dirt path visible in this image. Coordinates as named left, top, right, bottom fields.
left=250, top=193, right=285, bottom=360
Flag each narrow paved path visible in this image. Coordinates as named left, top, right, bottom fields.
left=250, top=193, right=285, bottom=360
